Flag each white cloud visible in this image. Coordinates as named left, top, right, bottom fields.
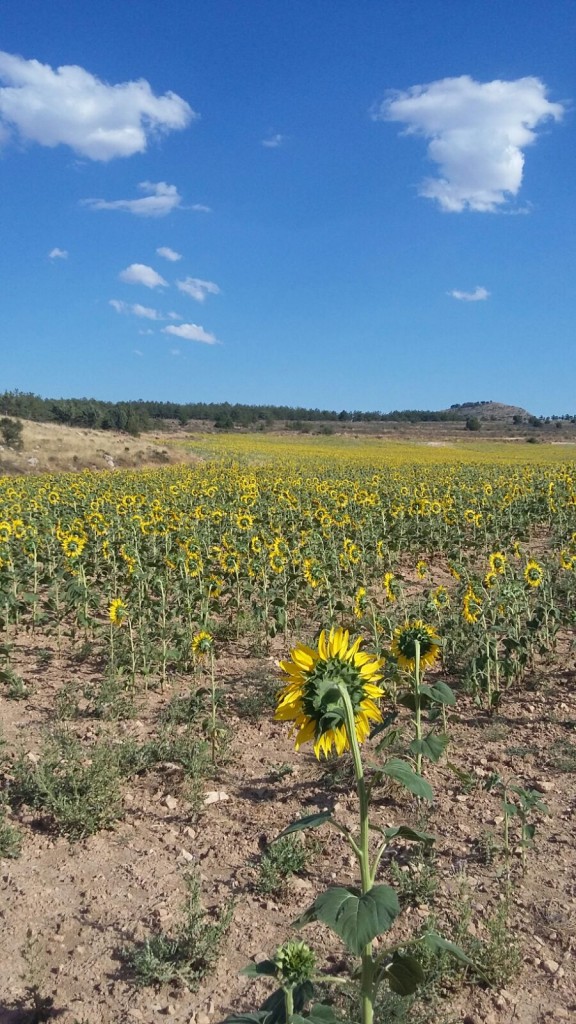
left=374, top=75, right=564, bottom=212
left=170, top=348, right=181, bottom=356
left=0, top=51, right=195, bottom=161
left=85, top=181, right=183, bottom=217
left=118, top=264, right=168, bottom=289
left=191, top=203, right=211, bottom=213
left=163, top=323, right=218, bottom=345
left=110, top=298, right=163, bottom=319
left=449, top=286, right=490, bottom=302
left=167, top=311, right=182, bottom=320
left=133, top=348, right=144, bottom=356
left=176, top=277, right=220, bottom=302
left=157, top=246, right=182, bottom=261
left=262, top=132, right=285, bottom=148
left=48, top=247, right=68, bottom=259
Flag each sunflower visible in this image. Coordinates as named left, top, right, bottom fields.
left=275, top=627, right=384, bottom=759
left=192, top=630, right=214, bottom=659
left=416, top=560, right=428, bottom=580
left=432, top=585, right=449, bottom=610
left=353, top=586, right=367, bottom=619
left=489, top=551, right=507, bottom=574
left=391, top=620, right=440, bottom=672
left=109, top=598, right=127, bottom=626
left=463, top=585, right=482, bottom=624
left=61, top=534, right=87, bottom=559
left=382, top=571, right=397, bottom=603
left=524, top=559, right=544, bottom=588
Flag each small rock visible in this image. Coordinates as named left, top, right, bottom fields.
left=197, top=1014, right=211, bottom=1024
left=542, top=958, right=560, bottom=975
left=164, top=795, right=178, bottom=810
left=179, top=848, right=195, bottom=863
left=203, top=790, right=229, bottom=805
left=533, top=779, right=553, bottom=793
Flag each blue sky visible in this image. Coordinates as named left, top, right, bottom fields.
left=1, top=0, right=574, bottom=416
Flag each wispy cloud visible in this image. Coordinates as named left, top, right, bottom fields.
left=449, top=286, right=490, bottom=302
left=262, top=132, right=285, bottom=148
left=48, top=247, right=68, bottom=260
left=85, top=181, right=183, bottom=217
left=110, top=299, right=163, bottom=319
left=156, top=246, right=182, bottom=262
left=191, top=203, right=212, bottom=213
left=374, top=76, right=564, bottom=212
left=162, top=323, right=218, bottom=345
left=0, top=51, right=195, bottom=161
left=176, top=277, right=220, bottom=302
left=133, top=348, right=144, bottom=356
left=118, top=264, right=168, bottom=289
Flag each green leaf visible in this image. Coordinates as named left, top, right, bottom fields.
left=428, top=682, right=456, bottom=706
left=275, top=811, right=332, bottom=840
left=292, top=1006, right=342, bottom=1024
left=422, top=932, right=475, bottom=968
left=409, top=733, right=449, bottom=763
left=294, top=885, right=400, bottom=955
left=372, top=824, right=435, bottom=847
left=380, top=758, right=434, bottom=800
left=240, top=960, right=278, bottom=978
left=385, top=952, right=425, bottom=995
left=261, top=981, right=314, bottom=1023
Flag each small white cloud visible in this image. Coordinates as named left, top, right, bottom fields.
left=262, top=132, right=285, bottom=148
left=170, top=348, right=181, bottom=356
left=449, top=286, right=490, bottom=302
left=167, top=311, right=182, bottom=320
left=133, top=348, right=144, bottom=356
left=138, top=330, right=154, bottom=336
left=118, top=264, right=168, bottom=289
left=48, top=247, right=68, bottom=259
left=85, top=181, right=183, bottom=217
left=110, top=298, right=163, bottom=319
left=374, top=75, right=564, bottom=212
left=156, top=246, right=182, bottom=261
left=191, top=202, right=211, bottom=213
left=176, top=276, right=220, bottom=302
left=0, top=51, right=195, bottom=161
left=163, top=322, right=218, bottom=345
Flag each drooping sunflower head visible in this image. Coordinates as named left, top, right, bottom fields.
left=391, top=619, right=441, bottom=672
left=275, top=627, right=384, bottom=759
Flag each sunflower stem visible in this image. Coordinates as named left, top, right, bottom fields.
left=337, top=684, right=375, bottom=1024
left=414, top=640, right=423, bottom=776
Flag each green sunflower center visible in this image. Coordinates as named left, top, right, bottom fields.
left=396, top=625, right=437, bottom=661
left=300, top=656, right=370, bottom=734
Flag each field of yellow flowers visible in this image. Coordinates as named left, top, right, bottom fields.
left=0, top=435, right=575, bottom=1023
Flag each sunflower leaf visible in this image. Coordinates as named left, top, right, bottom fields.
left=240, top=960, right=278, bottom=977
left=293, top=885, right=400, bottom=954
left=379, top=758, right=434, bottom=800
left=275, top=811, right=333, bottom=840
left=370, top=824, right=435, bottom=846
left=428, top=682, right=456, bottom=706
left=384, top=952, right=425, bottom=995
left=409, top=733, right=449, bottom=763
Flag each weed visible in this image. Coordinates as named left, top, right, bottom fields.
left=0, top=803, right=22, bottom=857
left=1, top=667, right=32, bottom=700
left=473, top=828, right=498, bottom=866
left=233, top=673, right=278, bottom=720
left=268, top=762, right=294, bottom=782
left=54, top=681, right=81, bottom=720
left=19, top=928, right=54, bottom=1023
left=122, top=873, right=233, bottom=990
left=256, top=835, right=310, bottom=896
left=10, top=730, right=123, bottom=840
left=160, top=690, right=207, bottom=726
left=390, top=852, right=439, bottom=907
left=87, top=673, right=136, bottom=720
left=549, top=737, right=576, bottom=772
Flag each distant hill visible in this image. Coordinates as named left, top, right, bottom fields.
left=446, top=401, right=532, bottom=422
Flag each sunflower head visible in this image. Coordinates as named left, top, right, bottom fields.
left=391, top=619, right=440, bottom=672
left=524, top=559, right=544, bottom=588
left=192, top=630, right=214, bottom=658
left=109, top=598, right=127, bottom=626
left=275, top=627, right=384, bottom=759
left=274, top=941, right=316, bottom=986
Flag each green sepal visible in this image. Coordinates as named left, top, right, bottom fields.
left=275, top=811, right=332, bottom=841
left=384, top=952, right=425, bottom=995
left=409, top=732, right=449, bottom=763
left=293, top=885, right=400, bottom=955
left=379, top=758, right=434, bottom=800
left=240, top=960, right=278, bottom=978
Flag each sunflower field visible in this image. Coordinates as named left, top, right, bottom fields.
left=0, top=435, right=575, bottom=1022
